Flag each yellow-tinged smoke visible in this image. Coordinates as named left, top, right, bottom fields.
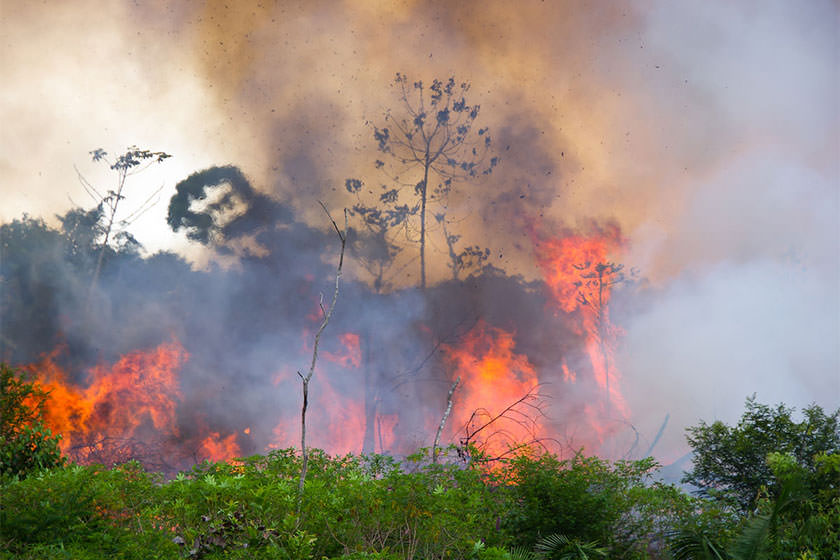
left=2, top=0, right=837, bottom=455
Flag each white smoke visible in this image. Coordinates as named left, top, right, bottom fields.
left=616, top=0, right=839, bottom=460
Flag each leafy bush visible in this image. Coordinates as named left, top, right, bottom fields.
left=0, top=363, right=65, bottom=478
left=671, top=399, right=840, bottom=560
left=683, top=397, right=840, bottom=513
left=0, top=463, right=177, bottom=558
left=0, top=441, right=738, bottom=559
left=500, top=452, right=690, bottom=557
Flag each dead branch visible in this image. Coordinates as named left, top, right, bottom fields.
left=432, top=376, right=460, bottom=463
left=297, top=204, right=348, bottom=515
left=458, top=384, right=561, bottom=464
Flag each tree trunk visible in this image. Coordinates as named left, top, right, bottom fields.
left=419, top=153, right=430, bottom=290
left=361, top=330, right=378, bottom=454
left=433, top=376, right=460, bottom=463
left=296, top=206, right=347, bottom=519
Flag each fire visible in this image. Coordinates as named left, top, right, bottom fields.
left=375, top=413, right=399, bottom=453
left=199, top=432, right=241, bottom=462
left=313, top=375, right=366, bottom=455
left=533, top=225, right=630, bottom=423
left=271, top=330, right=387, bottom=455
left=26, top=342, right=186, bottom=460
left=323, top=333, right=362, bottom=369
left=23, top=340, right=242, bottom=467
left=441, top=321, right=544, bottom=459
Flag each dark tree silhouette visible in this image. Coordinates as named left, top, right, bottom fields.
left=167, top=165, right=296, bottom=259
left=346, top=74, right=498, bottom=289
left=437, top=212, right=490, bottom=281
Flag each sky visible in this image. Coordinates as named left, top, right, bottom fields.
left=2, top=0, right=838, bottom=458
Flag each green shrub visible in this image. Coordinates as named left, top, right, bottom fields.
left=499, top=452, right=694, bottom=558
left=329, top=552, right=401, bottom=560
left=0, top=363, right=65, bottom=478
left=0, top=463, right=177, bottom=558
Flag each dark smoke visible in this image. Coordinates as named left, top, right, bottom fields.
left=1, top=164, right=631, bottom=470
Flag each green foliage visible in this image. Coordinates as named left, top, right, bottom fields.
left=0, top=443, right=752, bottom=559
left=674, top=399, right=840, bottom=560
left=683, top=397, right=840, bottom=513
left=748, top=451, right=840, bottom=559
left=331, top=552, right=401, bottom=560
left=0, top=363, right=65, bottom=478
left=500, top=452, right=690, bottom=557
left=534, top=533, right=608, bottom=560
left=157, top=453, right=306, bottom=557
left=305, top=448, right=505, bottom=558
left=667, top=528, right=729, bottom=560
left=0, top=463, right=177, bottom=559
left=470, top=541, right=529, bottom=560
left=1, top=363, right=46, bottom=440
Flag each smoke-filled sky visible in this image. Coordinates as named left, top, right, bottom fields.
left=2, top=1, right=838, bottom=459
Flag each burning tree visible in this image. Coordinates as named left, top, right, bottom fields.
left=574, top=260, right=627, bottom=412
left=346, top=73, right=498, bottom=290
left=532, top=225, right=633, bottom=432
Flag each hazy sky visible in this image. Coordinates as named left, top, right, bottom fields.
left=2, top=0, right=838, bottom=453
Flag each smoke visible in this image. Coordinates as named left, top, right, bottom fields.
left=611, top=0, right=839, bottom=459
left=1, top=0, right=837, bottom=465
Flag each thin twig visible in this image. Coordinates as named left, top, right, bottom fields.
left=296, top=204, right=348, bottom=519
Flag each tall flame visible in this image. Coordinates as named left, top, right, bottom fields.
left=271, top=331, right=382, bottom=455
left=533, top=226, right=630, bottom=423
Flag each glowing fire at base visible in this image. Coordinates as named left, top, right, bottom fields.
left=20, top=225, right=634, bottom=469
left=269, top=331, right=384, bottom=456
left=441, top=321, right=545, bottom=459
left=24, top=340, right=240, bottom=468
left=199, top=432, right=240, bottom=463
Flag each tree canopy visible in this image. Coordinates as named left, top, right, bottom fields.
left=346, top=74, right=498, bottom=289
left=683, top=396, right=840, bottom=513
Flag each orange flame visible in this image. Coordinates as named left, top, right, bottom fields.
left=26, top=342, right=186, bottom=458
left=271, top=331, right=374, bottom=455
left=199, top=432, right=241, bottom=462
left=269, top=376, right=367, bottom=455
left=533, top=226, right=630, bottom=424
left=23, top=340, right=242, bottom=466
left=314, top=374, right=366, bottom=455
left=441, top=321, right=544, bottom=459
left=323, top=333, right=362, bottom=369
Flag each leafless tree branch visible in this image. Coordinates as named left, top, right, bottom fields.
left=297, top=204, right=348, bottom=517
left=432, top=376, right=460, bottom=463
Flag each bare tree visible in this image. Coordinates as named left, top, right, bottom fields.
left=296, top=204, right=348, bottom=514
left=79, top=146, right=171, bottom=293
left=346, top=74, right=498, bottom=289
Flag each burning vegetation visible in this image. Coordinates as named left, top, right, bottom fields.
left=2, top=74, right=643, bottom=471
left=2, top=2, right=837, bottom=557
left=9, top=208, right=634, bottom=473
